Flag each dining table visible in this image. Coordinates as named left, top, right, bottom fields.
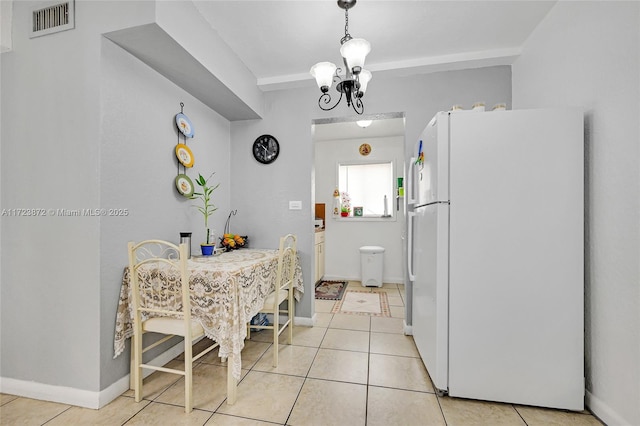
left=113, top=248, right=304, bottom=405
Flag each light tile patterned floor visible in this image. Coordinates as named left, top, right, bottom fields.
left=1, top=282, right=604, bottom=425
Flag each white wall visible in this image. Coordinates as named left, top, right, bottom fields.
left=315, top=135, right=405, bottom=283
left=512, top=2, right=640, bottom=425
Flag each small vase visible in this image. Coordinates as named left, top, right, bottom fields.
left=340, top=211, right=349, bottom=217
left=201, top=244, right=215, bottom=256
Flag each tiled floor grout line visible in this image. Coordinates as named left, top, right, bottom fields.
left=282, top=319, right=329, bottom=426
left=365, top=315, right=372, bottom=426
left=40, top=403, right=75, bottom=425
left=513, top=404, right=530, bottom=426
left=434, top=386, right=449, bottom=426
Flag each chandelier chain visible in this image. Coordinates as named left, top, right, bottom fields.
left=341, top=9, right=352, bottom=45
left=345, top=9, right=349, bottom=37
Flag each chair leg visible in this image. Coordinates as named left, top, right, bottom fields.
left=288, top=296, right=294, bottom=344
left=184, top=337, right=194, bottom=413
left=129, top=336, right=135, bottom=390
left=132, top=331, right=143, bottom=403
left=272, top=308, right=279, bottom=368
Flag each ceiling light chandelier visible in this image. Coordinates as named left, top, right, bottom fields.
left=310, top=0, right=372, bottom=115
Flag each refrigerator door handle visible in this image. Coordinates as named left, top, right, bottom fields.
left=420, top=201, right=450, bottom=207
left=407, top=158, right=417, bottom=207
left=407, top=211, right=416, bottom=281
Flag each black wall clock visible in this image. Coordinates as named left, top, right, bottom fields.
left=252, top=134, right=280, bottom=164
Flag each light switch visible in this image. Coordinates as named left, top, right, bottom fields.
left=289, top=201, right=302, bottom=210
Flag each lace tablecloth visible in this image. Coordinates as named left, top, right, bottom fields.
left=113, top=248, right=303, bottom=380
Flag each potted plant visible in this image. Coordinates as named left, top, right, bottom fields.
left=190, top=173, right=220, bottom=255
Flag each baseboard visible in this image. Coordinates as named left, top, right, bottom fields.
left=0, top=340, right=186, bottom=409
left=263, top=313, right=314, bottom=328
left=321, top=275, right=356, bottom=282
left=403, top=320, right=413, bottom=336
left=586, top=390, right=635, bottom=426
left=0, top=377, right=102, bottom=409
left=320, top=275, right=404, bottom=285
left=295, top=315, right=314, bottom=327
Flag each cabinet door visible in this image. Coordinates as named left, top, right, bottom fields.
left=318, top=241, right=325, bottom=280
left=314, top=243, right=320, bottom=283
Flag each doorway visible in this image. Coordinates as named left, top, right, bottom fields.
left=312, top=113, right=407, bottom=297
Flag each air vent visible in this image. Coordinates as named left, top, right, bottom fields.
left=29, top=0, right=74, bottom=39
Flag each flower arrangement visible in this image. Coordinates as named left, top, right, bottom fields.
left=340, top=191, right=351, bottom=217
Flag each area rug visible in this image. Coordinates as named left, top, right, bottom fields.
left=315, top=280, right=348, bottom=300
left=331, top=290, right=391, bottom=317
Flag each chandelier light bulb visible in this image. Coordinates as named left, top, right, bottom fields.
left=358, top=69, right=372, bottom=95
left=310, top=62, right=337, bottom=91
left=340, top=38, right=371, bottom=74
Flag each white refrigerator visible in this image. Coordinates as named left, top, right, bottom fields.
left=407, top=108, right=584, bottom=410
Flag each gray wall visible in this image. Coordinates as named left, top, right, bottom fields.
left=229, top=66, right=512, bottom=324
left=0, top=0, right=231, bottom=401
left=3, top=3, right=638, bottom=423
left=512, top=2, right=640, bottom=425
left=99, top=37, right=232, bottom=389
left=0, top=0, right=153, bottom=394
left=1, top=0, right=512, bottom=408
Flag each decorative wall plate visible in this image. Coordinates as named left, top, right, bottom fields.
left=175, top=143, right=194, bottom=168
left=175, top=113, right=194, bottom=138
left=359, top=143, right=371, bottom=156
left=175, top=174, right=194, bottom=197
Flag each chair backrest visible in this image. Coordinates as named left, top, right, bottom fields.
left=276, top=234, right=297, bottom=293
left=127, top=240, right=191, bottom=324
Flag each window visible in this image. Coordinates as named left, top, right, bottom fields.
left=338, top=161, right=394, bottom=218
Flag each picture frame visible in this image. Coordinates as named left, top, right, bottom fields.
left=354, top=206, right=363, bottom=217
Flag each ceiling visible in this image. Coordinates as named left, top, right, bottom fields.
left=193, top=0, right=557, bottom=91
left=312, top=114, right=406, bottom=141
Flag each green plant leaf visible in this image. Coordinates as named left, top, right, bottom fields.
left=189, top=172, right=220, bottom=233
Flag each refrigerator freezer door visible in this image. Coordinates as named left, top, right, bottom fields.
left=412, top=202, right=449, bottom=393
left=416, top=112, right=449, bottom=206
left=447, top=109, right=584, bottom=410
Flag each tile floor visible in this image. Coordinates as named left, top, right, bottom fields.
left=1, top=281, right=604, bottom=425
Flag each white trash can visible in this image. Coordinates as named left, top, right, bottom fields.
left=360, top=246, right=385, bottom=287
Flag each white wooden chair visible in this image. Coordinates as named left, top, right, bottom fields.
left=128, top=239, right=218, bottom=413
left=248, top=234, right=297, bottom=367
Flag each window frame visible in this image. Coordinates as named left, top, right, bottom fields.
left=336, top=160, right=397, bottom=221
